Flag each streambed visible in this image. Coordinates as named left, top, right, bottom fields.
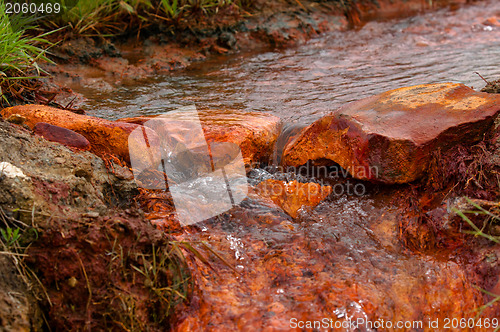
left=72, top=1, right=500, bottom=330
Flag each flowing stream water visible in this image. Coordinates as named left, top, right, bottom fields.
left=75, top=1, right=500, bottom=330
left=81, top=0, right=500, bottom=126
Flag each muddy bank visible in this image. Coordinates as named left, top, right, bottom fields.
left=0, top=255, right=41, bottom=332
left=0, top=119, right=192, bottom=330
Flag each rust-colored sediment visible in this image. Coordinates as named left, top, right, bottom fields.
left=172, top=189, right=499, bottom=331
left=251, top=179, right=332, bottom=218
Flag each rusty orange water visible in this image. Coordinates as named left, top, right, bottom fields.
left=73, top=1, right=500, bottom=330
left=168, top=179, right=497, bottom=331
left=80, top=0, right=500, bottom=125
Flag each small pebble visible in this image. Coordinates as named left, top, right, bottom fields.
left=0, top=162, right=28, bottom=179
left=6, top=114, right=26, bottom=125
left=83, top=211, right=100, bottom=218
left=67, top=276, right=78, bottom=288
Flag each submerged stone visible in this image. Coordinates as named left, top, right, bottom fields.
left=118, top=109, right=282, bottom=168
left=1, top=105, right=161, bottom=169
left=252, top=179, right=332, bottom=218
left=34, top=122, right=91, bottom=150
left=282, top=83, right=500, bottom=183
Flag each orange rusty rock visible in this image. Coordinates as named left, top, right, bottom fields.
left=252, top=180, right=332, bottom=218
left=1, top=104, right=161, bottom=168
left=118, top=109, right=282, bottom=168
left=33, top=122, right=91, bottom=150
left=282, top=83, right=500, bottom=184
left=483, top=17, right=500, bottom=27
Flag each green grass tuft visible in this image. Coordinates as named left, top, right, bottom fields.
left=454, top=197, right=500, bottom=328
left=453, top=197, right=500, bottom=243
left=36, top=0, right=248, bottom=36
left=0, top=2, right=53, bottom=105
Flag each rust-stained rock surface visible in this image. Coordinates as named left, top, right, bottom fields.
left=119, top=110, right=282, bottom=167
left=252, top=179, right=332, bottom=218
left=0, top=120, right=137, bottom=219
left=282, top=83, right=500, bottom=184
left=33, top=122, right=91, bottom=150
left=173, top=189, right=499, bottom=331
left=1, top=104, right=161, bottom=168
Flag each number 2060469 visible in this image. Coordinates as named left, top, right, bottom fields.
left=5, top=2, right=61, bottom=14
left=443, top=318, right=499, bottom=329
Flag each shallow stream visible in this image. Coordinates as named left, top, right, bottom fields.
left=76, top=1, right=500, bottom=330
left=81, top=0, right=500, bottom=125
